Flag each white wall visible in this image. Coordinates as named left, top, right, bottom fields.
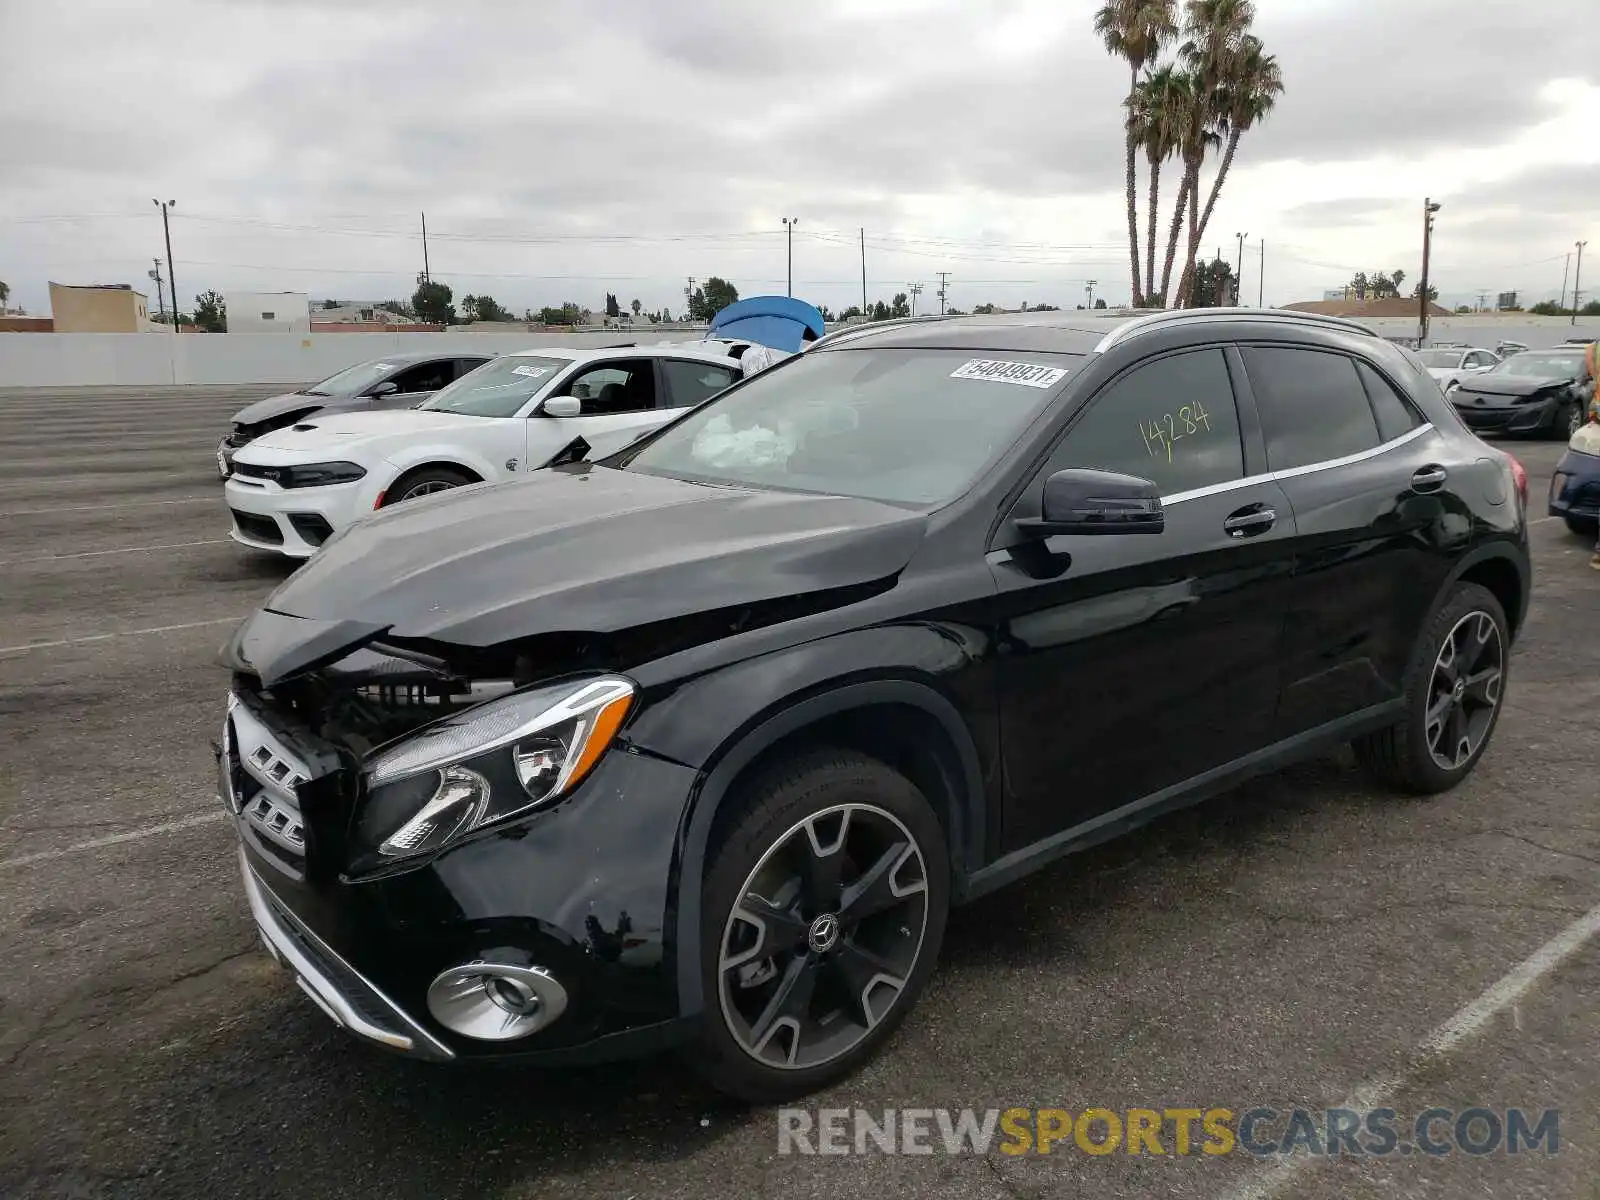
left=0, top=330, right=709, bottom=388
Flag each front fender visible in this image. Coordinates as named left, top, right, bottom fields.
left=623, top=623, right=998, bottom=1019
left=381, top=441, right=504, bottom=483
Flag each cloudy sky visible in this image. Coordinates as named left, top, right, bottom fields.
left=1, top=0, right=1596, bottom=319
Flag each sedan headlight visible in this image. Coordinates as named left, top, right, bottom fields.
left=353, top=676, right=634, bottom=866
left=279, top=461, right=367, bottom=488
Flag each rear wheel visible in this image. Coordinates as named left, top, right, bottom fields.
left=382, top=466, right=474, bottom=507
left=690, top=750, right=949, bottom=1103
left=1558, top=400, right=1583, bottom=440
left=1352, top=582, right=1508, bottom=794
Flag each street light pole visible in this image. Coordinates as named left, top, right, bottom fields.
left=782, top=217, right=797, bottom=297
left=1419, top=198, right=1441, bottom=345
left=1573, top=241, right=1587, bottom=326
left=152, top=199, right=178, bottom=329
left=1235, top=232, right=1248, bottom=305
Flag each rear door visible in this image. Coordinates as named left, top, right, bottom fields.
left=380, top=358, right=456, bottom=407
left=659, top=357, right=739, bottom=413
left=1236, top=342, right=1458, bottom=740
left=988, top=345, right=1298, bottom=851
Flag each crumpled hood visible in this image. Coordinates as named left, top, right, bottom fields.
left=235, top=464, right=926, bottom=682
left=242, top=409, right=487, bottom=457
left=231, top=390, right=328, bottom=427
left=1454, top=373, right=1575, bottom=399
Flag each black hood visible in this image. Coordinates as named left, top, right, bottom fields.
left=232, top=464, right=926, bottom=684
left=1455, top=372, right=1576, bottom=399
left=230, top=389, right=420, bottom=427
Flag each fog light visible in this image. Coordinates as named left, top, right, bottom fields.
left=425, top=960, right=568, bottom=1040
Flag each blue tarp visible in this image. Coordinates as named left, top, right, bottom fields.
left=708, top=295, right=826, bottom=354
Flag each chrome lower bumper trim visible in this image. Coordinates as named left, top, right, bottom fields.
left=239, top=847, right=455, bottom=1061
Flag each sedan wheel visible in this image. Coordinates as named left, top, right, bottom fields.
left=1566, top=402, right=1584, bottom=439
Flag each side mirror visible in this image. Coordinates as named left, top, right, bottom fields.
left=1017, top=468, right=1164, bottom=536
left=368, top=380, right=399, bottom=397
left=542, top=396, right=582, bottom=418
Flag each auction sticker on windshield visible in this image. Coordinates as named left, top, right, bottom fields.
left=950, top=359, right=1068, bottom=389
left=512, top=365, right=550, bottom=379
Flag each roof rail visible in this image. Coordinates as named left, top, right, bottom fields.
left=811, top=313, right=955, bottom=350
left=1093, top=307, right=1381, bottom=354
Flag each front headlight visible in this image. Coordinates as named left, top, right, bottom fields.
left=353, top=675, right=634, bottom=865
left=281, top=461, right=367, bottom=488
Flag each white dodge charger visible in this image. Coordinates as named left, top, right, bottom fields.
left=224, top=342, right=745, bottom=558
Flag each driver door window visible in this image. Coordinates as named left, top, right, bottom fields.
left=387, top=361, right=453, bottom=394
left=1045, top=347, right=1244, bottom=496
left=1466, top=351, right=1496, bottom=370
left=560, top=359, right=658, bottom=415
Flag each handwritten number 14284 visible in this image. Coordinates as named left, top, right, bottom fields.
left=1139, top=399, right=1212, bottom=463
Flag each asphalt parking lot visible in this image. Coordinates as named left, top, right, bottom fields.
left=1, top=384, right=1597, bottom=1200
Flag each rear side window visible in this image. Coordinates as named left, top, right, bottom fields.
left=661, top=359, right=737, bottom=408
left=1049, top=348, right=1243, bottom=495
left=1242, top=347, right=1379, bottom=472
left=1355, top=361, right=1424, bottom=443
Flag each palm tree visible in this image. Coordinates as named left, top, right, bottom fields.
left=1132, top=65, right=1187, bottom=303
left=1156, top=69, right=1211, bottom=307
left=0, top=279, right=9, bottom=310
left=1095, top=0, right=1178, bottom=308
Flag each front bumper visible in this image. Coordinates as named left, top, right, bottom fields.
left=1547, top=447, right=1600, bottom=525
left=222, top=685, right=703, bottom=1064
left=1451, top=393, right=1562, bottom=435
left=223, top=473, right=381, bottom=558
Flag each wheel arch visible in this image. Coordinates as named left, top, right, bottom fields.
left=668, top=678, right=986, bottom=1019
left=380, top=458, right=486, bottom=505
left=1436, top=542, right=1529, bottom=642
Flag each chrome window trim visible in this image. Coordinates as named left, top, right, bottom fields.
left=1161, top=422, right=1433, bottom=507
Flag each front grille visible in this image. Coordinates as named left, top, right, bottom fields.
left=228, top=698, right=313, bottom=864
left=288, top=512, right=334, bottom=546
left=231, top=509, right=283, bottom=544
left=232, top=462, right=283, bottom=484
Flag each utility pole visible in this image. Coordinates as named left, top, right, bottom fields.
left=1574, top=241, right=1588, bottom=325
left=685, top=276, right=696, bottom=322
left=907, top=282, right=923, bottom=316
left=782, top=217, right=798, bottom=297
left=151, top=199, right=178, bottom=329
left=421, top=211, right=431, bottom=284
left=1258, top=238, right=1265, bottom=306
left=1561, top=253, right=1572, bottom=313
left=1235, top=232, right=1248, bottom=306
left=1085, top=279, right=1096, bottom=309
left=1476, top=290, right=1489, bottom=313
left=1419, top=198, right=1441, bottom=344
left=860, top=228, right=867, bottom=313
left=148, top=259, right=166, bottom=323
left=936, top=271, right=950, bottom=315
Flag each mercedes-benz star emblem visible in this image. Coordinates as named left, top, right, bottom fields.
left=807, top=913, right=841, bottom=954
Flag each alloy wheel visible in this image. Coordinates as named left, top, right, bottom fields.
left=397, top=479, right=458, bottom=502
left=717, top=803, right=930, bottom=1071
left=1567, top=403, right=1584, bottom=439
left=1425, top=610, right=1503, bottom=771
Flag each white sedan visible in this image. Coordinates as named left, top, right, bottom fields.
left=1414, top=345, right=1501, bottom=393
left=224, top=343, right=744, bottom=558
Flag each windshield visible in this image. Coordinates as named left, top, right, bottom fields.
left=305, top=359, right=398, bottom=397
left=621, top=347, right=1079, bottom=506
left=418, top=356, right=573, bottom=417
left=1491, top=352, right=1585, bottom=378
left=1414, top=349, right=1463, bottom=368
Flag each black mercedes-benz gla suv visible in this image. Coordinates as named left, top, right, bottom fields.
left=215, top=307, right=1531, bottom=1101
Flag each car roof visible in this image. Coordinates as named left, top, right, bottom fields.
left=361, top=349, right=490, bottom=368
left=813, top=307, right=1384, bottom=356
left=503, top=343, right=738, bottom=364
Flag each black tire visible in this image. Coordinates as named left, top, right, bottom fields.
left=689, top=749, right=949, bottom=1103
left=1556, top=400, right=1583, bottom=441
left=381, top=466, right=474, bottom=507
left=1352, top=582, right=1509, bottom=794
left=1567, top=517, right=1598, bottom=538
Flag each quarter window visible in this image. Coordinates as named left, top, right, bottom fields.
left=1242, top=347, right=1380, bottom=472
left=1355, top=361, right=1424, bottom=443
left=1048, top=348, right=1244, bottom=495
left=661, top=359, right=737, bottom=408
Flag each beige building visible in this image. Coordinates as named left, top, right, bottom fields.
left=48, top=282, right=153, bottom=332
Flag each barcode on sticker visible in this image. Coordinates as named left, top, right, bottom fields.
left=950, top=359, right=1067, bottom=388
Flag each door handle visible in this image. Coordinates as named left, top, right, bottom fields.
left=1222, top=505, right=1276, bottom=538
left=1411, top=465, right=1448, bottom=492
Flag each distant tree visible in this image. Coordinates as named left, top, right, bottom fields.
left=460, top=294, right=511, bottom=323
left=891, top=292, right=910, bottom=318
left=945, top=306, right=965, bottom=315
left=377, top=299, right=412, bottom=317
left=630, top=298, right=642, bottom=317
left=1031, top=302, right=1061, bottom=311
left=1191, top=256, right=1235, bottom=307
left=1391, top=269, right=1406, bottom=295
left=870, top=300, right=891, bottom=321
left=838, top=305, right=863, bottom=321
left=661, top=307, right=672, bottom=322
left=1455, top=304, right=1472, bottom=314
left=818, top=304, right=835, bottom=321
left=1582, top=300, right=1600, bottom=316
left=701, top=276, right=739, bottom=318
left=193, top=289, right=227, bottom=332
left=1094, top=297, right=1109, bottom=309
left=973, top=302, right=997, bottom=314
left=320, top=298, right=340, bottom=310
left=536, top=302, right=582, bottom=325
left=1529, top=300, right=1565, bottom=316
left=1410, top=281, right=1439, bottom=302
left=412, top=275, right=456, bottom=325
left=0, top=278, right=9, bottom=308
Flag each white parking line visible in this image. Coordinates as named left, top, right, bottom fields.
left=0, top=538, right=229, bottom=566
left=0, top=810, right=227, bottom=870
left=0, top=496, right=218, bottom=517
left=1216, top=899, right=1600, bottom=1200
left=0, top=616, right=242, bottom=656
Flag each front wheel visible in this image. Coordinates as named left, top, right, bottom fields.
left=381, top=466, right=474, bottom=506
left=690, top=750, right=949, bottom=1103
left=1352, top=582, right=1509, bottom=794
left=1558, top=400, right=1583, bottom=441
